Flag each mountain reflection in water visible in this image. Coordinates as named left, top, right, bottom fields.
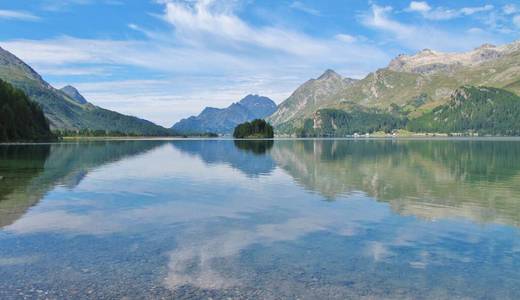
left=0, top=141, right=165, bottom=228
left=2, top=139, right=520, bottom=228
left=271, top=139, right=520, bottom=227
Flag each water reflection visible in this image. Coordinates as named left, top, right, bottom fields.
left=0, top=145, right=50, bottom=227
left=0, top=139, right=519, bottom=298
left=233, top=139, right=274, bottom=154
left=271, top=140, right=520, bottom=226
left=0, top=141, right=165, bottom=228
left=2, top=139, right=520, bottom=229
left=172, top=140, right=276, bottom=177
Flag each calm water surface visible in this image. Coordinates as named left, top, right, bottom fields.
left=1, top=139, right=520, bottom=299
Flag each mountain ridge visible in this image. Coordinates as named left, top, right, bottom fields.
left=268, top=69, right=357, bottom=127
left=0, top=46, right=172, bottom=136
left=270, top=39, right=520, bottom=133
left=172, top=94, right=277, bottom=134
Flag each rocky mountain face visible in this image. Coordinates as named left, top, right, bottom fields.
left=268, top=69, right=357, bottom=127
left=387, top=42, right=520, bottom=74
left=0, top=47, right=172, bottom=135
left=60, top=85, right=88, bottom=105
left=271, top=40, right=520, bottom=134
left=172, top=94, right=277, bottom=134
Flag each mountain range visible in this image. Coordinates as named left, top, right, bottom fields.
left=3, top=38, right=520, bottom=138
left=269, top=40, right=520, bottom=136
left=172, top=94, right=277, bottom=134
left=0, top=47, right=172, bottom=136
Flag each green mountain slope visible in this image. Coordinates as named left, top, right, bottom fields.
left=272, top=41, right=520, bottom=133
left=408, top=86, right=520, bottom=135
left=0, top=79, right=55, bottom=142
left=0, top=47, right=172, bottom=136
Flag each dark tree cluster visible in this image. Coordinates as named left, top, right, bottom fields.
left=233, top=119, right=274, bottom=139
left=0, top=79, right=55, bottom=142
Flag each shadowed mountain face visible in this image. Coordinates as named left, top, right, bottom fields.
left=0, top=141, right=166, bottom=228
left=172, top=95, right=277, bottom=134
left=270, top=139, right=520, bottom=227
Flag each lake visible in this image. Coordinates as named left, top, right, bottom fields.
left=1, top=139, right=520, bottom=299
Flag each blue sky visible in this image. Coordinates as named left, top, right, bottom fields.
left=1, top=0, right=519, bottom=126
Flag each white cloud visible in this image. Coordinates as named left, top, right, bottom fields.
left=41, top=0, right=122, bottom=11
left=407, top=2, right=495, bottom=21
left=159, top=0, right=327, bottom=57
left=290, top=1, right=321, bottom=16
left=363, top=5, right=414, bottom=39
left=503, top=4, right=518, bottom=15
left=514, top=15, right=520, bottom=27
left=408, top=1, right=431, bottom=13
left=362, top=4, right=501, bottom=52
left=460, top=5, right=494, bottom=16
left=335, top=34, right=356, bottom=43
left=0, top=10, right=40, bottom=21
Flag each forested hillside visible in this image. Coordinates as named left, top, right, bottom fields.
left=0, top=47, right=172, bottom=136
left=296, top=108, right=405, bottom=137
left=0, top=79, right=54, bottom=142
left=408, top=86, right=520, bottom=135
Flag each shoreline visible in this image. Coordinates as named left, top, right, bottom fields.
left=3, top=135, right=520, bottom=145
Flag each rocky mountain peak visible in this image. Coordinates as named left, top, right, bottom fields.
left=387, top=41, right=518, bottom=74
left=172, top=94, right=277, bottom=134
left=318, top=69, right=341, bottom=81
left=418, top=49, right=436, bottom=56
left=239, top=94, right=276, bottom=107
left=475, top=43, right=496, bottom=50
left=60, top=85, right=88, bottom=105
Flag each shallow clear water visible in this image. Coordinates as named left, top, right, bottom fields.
left=1, top=139, right=520, bottom=299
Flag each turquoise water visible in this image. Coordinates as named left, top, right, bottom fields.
left=1, top=139, right=520, bottom=299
